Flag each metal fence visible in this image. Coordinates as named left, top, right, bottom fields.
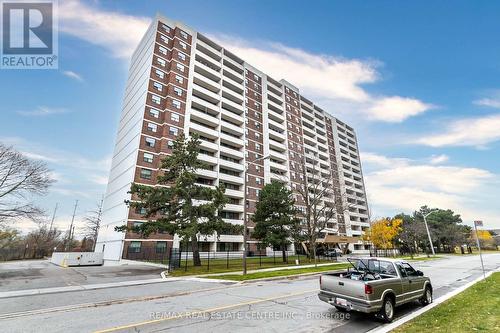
left=124, top=247, right=340, bottom=273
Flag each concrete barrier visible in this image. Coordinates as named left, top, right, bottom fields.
left=51, top=252, right=104, bottom=267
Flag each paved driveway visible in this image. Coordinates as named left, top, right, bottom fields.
left=0, top=260, right=164, bottom=292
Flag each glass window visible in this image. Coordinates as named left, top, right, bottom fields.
left=174, top=87, right=182, bottom=96
left=152, top=95, right=161, bottom=105
left=156, top=241, right=167, bottom=253
left=178, top=52, right=186, bottom=61
left=169, top=127, right=178, bottom=136
left=180, top=30, right=188, bottom=39
left=156, top=57, right=166, bottom=67
left=160, top=35, right=169, bottom=44
left=172, top=100, right=181, bottom=109
left=153, top=82, right=162, bottom=91
left=145, top=137, right=155, bottom=147
left=171, top=113, right=180, bottom=122
left=176, top=63, right=184, bottom=72
left=143, top=152, right=154, bottom=163
left=179, top=41, right=187, bottom=50
left=161, top=24, right=170, bottom=33
left=175, top=75, right=183, bottom=84
left=140, top=168, right=152, bottom=180
left=147, top=123, right=157, bottom=132
left=167, top=140, right=174, bottom=148
left=155, top=69, right=164, bottom=79
left=129, top=241, right=141, bottom=253
left=149, top=109, right=160, bottom=118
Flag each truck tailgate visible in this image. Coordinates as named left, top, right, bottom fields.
left=321, top=274, right=367, bottom=300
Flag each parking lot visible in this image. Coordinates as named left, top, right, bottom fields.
left=0, top=260, right=164, bottom=292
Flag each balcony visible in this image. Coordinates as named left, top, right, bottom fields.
left=219, top=158, right=244, bottom=172
left=267, top=108, right=284, bottom=123
left=270, top=160, right=287, bottom=172
left=222, top=66, right=244, bottom=84
left=223, top=203, right=244, bottom=213
left=269, top=149, right=287, bottom=162
left=221, top=119, right=244, bottom=134
left=221, top=108, right=244, bottom=125
left=267, top=99, right=283, bottom=112
left=224, top=188, right=244, bottom=198
left=219, top=172, right=244, bottom=184
left=189, top=108, right=219, bottom=128
left=194, top=62, right=221, bottom=83
left=221, top=219, right=244, bottom=226
left=220, top=145, right=244, bottom=159
left=269, top=139, right=286, bottom=152
left=268, top=118, right=284, bottom=130
left=268, top=127, right=286, bottom=142
left=193, top=71, right=220, bottom=94
left=198, top=153, right=218, bottom=165
left=222, top=85, right=244, bottom=104
left=221, top=96, right=244, bottom=114
left=192, top=83, right=220, bottom=105
left=220, top=131, right=244, bottom=147
left=195, top=137, right=218, bottom=152
left=191, top=95, right=219, bottom=114
left=222, top=56, right=244, bottom=73
left=195, top=168, right=217, bottom=179
left=189, top=122, right=218, bottom=139
left=196, top=39, right=222, bottom=62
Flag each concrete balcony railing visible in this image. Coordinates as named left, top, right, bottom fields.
left=219, top=172, right=244, bottom=184
left=189, top=122, right=219, bottom=139
left=224, top=188, right=244, bottom=198
left=219, top=145, right=244, bottom=159
left=219, top=158, right=244, bottom=172
left=189, top=108, right=219, bottom=128
left=223, top=203, right=244, bottom=213
left=198, top=153, right=218, bottom=165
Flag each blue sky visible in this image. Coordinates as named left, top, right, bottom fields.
left=1, top=0, right=499, bottom=234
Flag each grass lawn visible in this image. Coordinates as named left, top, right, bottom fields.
left=393, top=272, right=500, bottom=333
left=205, top=263, right=351, bottom=281
left=169, top=255, right=340, bottom=277
left=403, top=255, right=443, bottom=261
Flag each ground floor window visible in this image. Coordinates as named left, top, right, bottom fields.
left=216, top=242, right=240, bottom=252
left=156, top=241, right=167, bottom=253
left=129, top=241, right=141, bottom=253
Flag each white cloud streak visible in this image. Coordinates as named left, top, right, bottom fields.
left=62, top=70, right=84, bottom=82
left=16, top=106, right=69, bottom=117
left=414, top=114, right=500, bottom=147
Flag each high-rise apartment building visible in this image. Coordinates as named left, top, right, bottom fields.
left=95, top=15, right=370, bottom=261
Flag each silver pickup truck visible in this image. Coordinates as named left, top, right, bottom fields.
left=318, top=257, right=433, bottom=322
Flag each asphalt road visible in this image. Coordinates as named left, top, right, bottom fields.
left=1, top=254, right=499, bottom=333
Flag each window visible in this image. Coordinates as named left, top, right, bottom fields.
left=253, top=73, right=258, bottom=80
left=180, top=30, right=188, bottom=39
left=135, top=207, right=147, bottom=215
left=147, top=123, right=157, bottom=132
left=255, top=133, right=260, bottom=139
left=155, top=69, right=164, bottom=79
left=175, top=75, right=183, bottom=84
left=140, top=168, right=152, bottom=180
left=174, top=87, right=182, bottom=96
left=176, top=63, right=185, bottom=72
left=143, top=152, right=154, bottom=163
left=160, top=35, right=169, bottom=44
left=149, top=109, right=160, bottom=118
left=151, top=95, right=161, bottom=105
left=256, top=177, right=262, bottom=185
left=156, top=241, right=167, bottom=253
left=178, top=52, right=186, bottom=61
left=153, top=82, right=162, bottom=91
left=171, top=113, right=180, bottom=122
left=159, top=46, right=167, bottom=55
left=179, top=41, right=187, bottom=50
left=169, top=127, right=179, bottom=136
left=129, top=241, right=141, bottom=253
left=156, top=57, right=166, bottom=67
left=161, top=24, right=170, bottom=33
left=255, top=143, right=261, bottom=151
left=167, top=140, right=174, bottom=148
left=145, top=137, right=155, bottom=147
left=172, top=100, right=181, bottom=109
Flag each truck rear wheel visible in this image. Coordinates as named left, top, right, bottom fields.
left=378, top=296, right=395, bottom=323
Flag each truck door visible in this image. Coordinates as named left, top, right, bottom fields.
left=402, top=262, right=425, bottom=295
left=396, top=263, right=412, bottom=303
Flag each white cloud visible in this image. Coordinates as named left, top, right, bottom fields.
left=474, top=98, right=500, bottom=109
left=16, top=106, right=69, bottom=117
left=89, top=175, right=109, bottom=185
left=429, top=154, right=449, bottom=164
left=59, top=0, right=150, bottom=58
left=367, top=96, right=434, bottom=123
left=363, top=152, right=500, bottom=228
left=62, top=70, right=84, bottom=82
left=414, top=114, right=500, bottom=147
left=56, top=1, right=432, bottom=123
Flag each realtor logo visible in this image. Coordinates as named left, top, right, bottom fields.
left=1, top=0, right=58, bottom=69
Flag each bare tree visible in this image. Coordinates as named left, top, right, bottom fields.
left=25, top=222, right=62, bottom=258
left=295, top=155, right=346, bottom=261
left=0, top=144, right=55, bottom=224
left=83, top=197, right=103, bottom=251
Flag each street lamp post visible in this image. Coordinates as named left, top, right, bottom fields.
left=242, top=154, right=270, bottom=275
left=423, top=210, right=437, bottom=256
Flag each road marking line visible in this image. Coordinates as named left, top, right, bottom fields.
left=93, top=288, right=318, bottom=333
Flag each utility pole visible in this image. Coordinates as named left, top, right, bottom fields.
left=93, top=196, right=104, bottom=251
left=66, top=200, right=78, bottom=251
left=49, top=203, right=58, bottom=231
left=423, top=210, right=437, bottom=256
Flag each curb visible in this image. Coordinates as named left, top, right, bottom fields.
left=368, top=268, right=499, bottom=333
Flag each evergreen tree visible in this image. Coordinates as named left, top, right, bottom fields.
left=252, top=181, right=301, bottom=262
left=116, top=134, right=241, bottom=266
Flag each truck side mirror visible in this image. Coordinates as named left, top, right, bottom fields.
left=416, top=270, right=424, bottom=276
